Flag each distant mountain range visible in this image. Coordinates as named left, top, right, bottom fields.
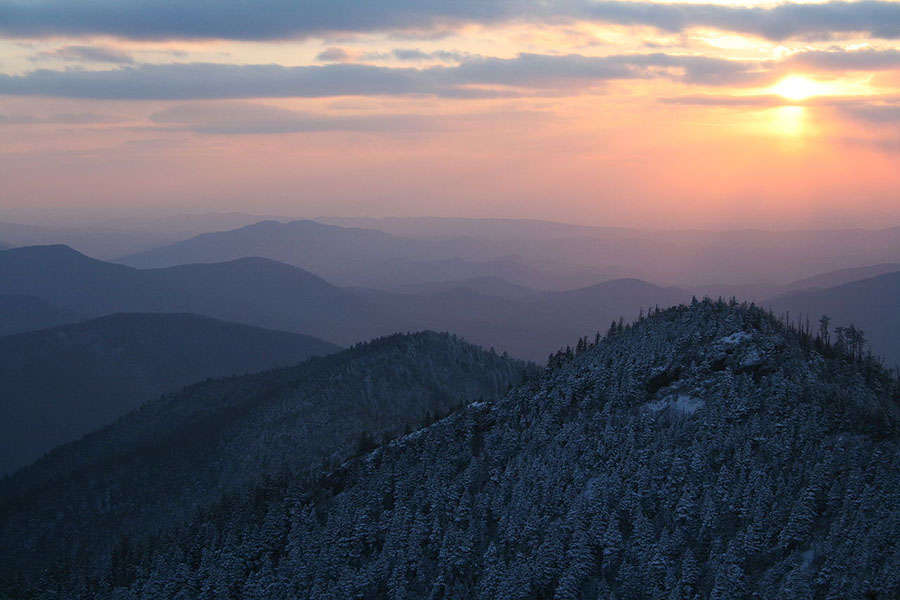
left=0, top=294, right=81, bottom=336
left=0, top=244, right=379, bottom=340
left=3, top=302, right=895, bottom=599
left=0, top=313, right=338, bottom=475
left=782, top=262, right=900, bottom=291
left=0, top=332, right=530, bottom=590
left=1, top=244, right=690, bottom=360
left=7, top=242, right=900, bottom=363
left=123, top=217, right=900, bottom=290
left=769, top=270, right=900, bottom=368
left=119, top=219, right=614, bottom=290
left=0, top=213, right=281, bottom=259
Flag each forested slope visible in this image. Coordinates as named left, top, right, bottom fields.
left=0, top=313, right=339, bottom=474
left=0, top=332, right=532, bottom=597
left=35, top=300, right=898, bottom=600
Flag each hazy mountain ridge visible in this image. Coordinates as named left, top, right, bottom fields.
left=118, top=217, right=900, bottom=291
left=121, top=219, right=435, bottom=279
left=0, top=222, right=184, bottom=260
left=0, top=214, right=284, bottom=260
left=0, top=312, right=339, bottom=475
left=768, top=270, right=900, bottom=368
left=380, top=276, right=542, bottom=301
left=0, top=294, right=82, bottom=336
left=1, top=244, right=691, bottom=360
left=0, top=332, right=532, bottom=595
left=0, top=245, right=383, bottom=343
left=4, top=242, right=896, bottom=363
left=316, top=216, right=628, bottom=240
left=783, top=262, right=900, bottom=291
left=12, top=300, right=896, bottom=599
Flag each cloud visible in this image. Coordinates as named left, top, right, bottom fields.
left=148, top=101, right=549, bottom=134
left=150, top=102, right=430, bottom=134
left=0, top=53, right=765, bottom=100
left=362, top=49, right=473, bottom=63
left=0, top=112, right=119, bottom=124
left=580, top=1, right=900, bottom=41
left=660, top=94, right=786, bottom=107
left=316, top=47, right=352, bottom=62
left=35, top=44, right=135, bottom=64
left=0, top=62, right=429, bottom=99
left=0, top=0, right=528, bottom=40
left=787, top=48, right=900, bottom=70
left=391, top=48, right=432, bottom=61
left=840, top=102, right=900, bottom=123
left=1, top=1, right=898, bottom=42
left=663, top=95, right=900, bottom=114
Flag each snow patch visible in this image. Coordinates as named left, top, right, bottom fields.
left=719, top=331, right=752, bottom=345
left=648, top=394, right=705, bottom=415
left=740, top=347, right=764, bottom=368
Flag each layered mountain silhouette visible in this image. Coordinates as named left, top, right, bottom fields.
left=0, top=332, right=531, bottom=595
left=6, top=243, right=896, bottom=365
left=0, top=214, right=287, bottom=260
left=769, top=270, right=900, bottom=367
left=119, top=219, right=604, bottom=290
left=782, top=262, right=900, bottom=291
left=0, top=313, right=339, bottom=475
left=121, top=218, right=900, bottom=290
left=0, top=221, right=180, bottom=260
left=385, top=275, right=542, bottom=301
left=2, top=301, right=896, bottom=598
left=121, top=219, right=434, bottom=282
left=0, top=244, right=381, bottom=342
left=0, top=294, right=81, bottom=336
left=1, top=245, right=690, bottom=360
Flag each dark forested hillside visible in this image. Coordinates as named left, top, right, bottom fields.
left=12, top=300, right=895, bottom=600
left=0, top=332, right=531, bottom=597
left=0, top=313, right=339, bottom=475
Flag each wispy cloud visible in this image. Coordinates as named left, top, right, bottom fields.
left=839, top=102, right=900, bottom=123
left=148, top=101, right=549, bottom=135
left=660, top=94, right=786, bottom=107
left=33, top=44, right=135, bottom=64
left=1, top=1, right=898, bottom=42
left=316, top=47, right=354, bottom=63
left=787, top=48, right=900, bottom=70
left=0, top=112, right=120, bottom=124
left=0, top=53, right=766, bottom=99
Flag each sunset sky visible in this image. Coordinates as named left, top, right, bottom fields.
left=1, top=1, right=899, bottom=229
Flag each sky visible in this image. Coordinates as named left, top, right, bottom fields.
left=1, top=1, right=899, bottom=229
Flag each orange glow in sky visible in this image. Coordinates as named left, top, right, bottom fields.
left=0, top=1, right=898, bottom=229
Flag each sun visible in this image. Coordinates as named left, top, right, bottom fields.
left=770, top=75, right=852, bottom=101
left=771, top=75, right=826, bottom=101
